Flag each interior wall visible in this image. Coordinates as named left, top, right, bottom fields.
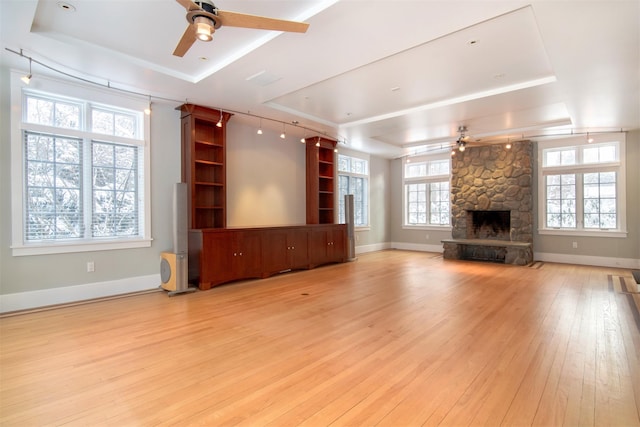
left=225, top=122, right=306, bottom=227
left=0, top=69, right=392, bottom=303
left=0, top=63, right=181, bottom=296
left=355, top=154, right=391, bottom=249
left=389, top=159, right=452, bottom=249
left=389, top=132, right=640, bottom=266
left=533, top=129, right=640, bottom=266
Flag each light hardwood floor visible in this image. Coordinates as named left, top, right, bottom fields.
left=1, top=250, right=639, bottom=426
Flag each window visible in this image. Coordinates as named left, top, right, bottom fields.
left=538, top=134, right=626, bottom=237
left=11, top=71, right=151, bottom=255
left=403, top=153, right=451, bottom=228
left=337, top=154, right=369, bottom=227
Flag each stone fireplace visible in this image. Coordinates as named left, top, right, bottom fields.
left=442, top=141, right=533, bottom=265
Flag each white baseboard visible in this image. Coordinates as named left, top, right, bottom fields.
left=355, top=242, right=392, bottom=255
left=534, top=252, right=640, bottom=269
left=0, top=274, right=161, bottom=313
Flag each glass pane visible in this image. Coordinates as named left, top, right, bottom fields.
left=92, top=110, right=114, bottom=135
left=601, top=214, right=616, bottom=228
left=26, top=97, right=54, bottom=125
left=92, top=142, right=139, bottom=238
left=545, top=150, right=560, bottom=166
left=114, top=113, right=136, bottom=138
left=93, top=143, right=114, bottom=166
left=338, top=155, right=349, bottom=172
left=54, top=102, right=81, bottom=129
left=560, top=149, right=576, bottom=165
left=26, top=134, right=54, bottom=161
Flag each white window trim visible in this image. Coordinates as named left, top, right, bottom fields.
left=337, top=151, right=370, bottom=228
left=10, top=70, right=152, bottom=256
left=537, top=133, right=627, bottom=238
left=402, top=151, right=452, bottom=230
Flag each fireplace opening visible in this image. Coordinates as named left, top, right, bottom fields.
left=467, top=210, right=511, bottom=241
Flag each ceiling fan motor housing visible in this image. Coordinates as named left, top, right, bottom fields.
left=195, top=0, right=217, bottom=15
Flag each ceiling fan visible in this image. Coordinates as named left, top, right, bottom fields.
left=173, top=0, right=310, bottom=57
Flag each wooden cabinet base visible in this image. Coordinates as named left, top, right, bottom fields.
left=189, top=224, right=347, bottom=290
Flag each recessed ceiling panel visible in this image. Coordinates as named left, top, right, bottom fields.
left=267, top=6, right=555, bottom=126
left=30, top=0, right=327, bottom=82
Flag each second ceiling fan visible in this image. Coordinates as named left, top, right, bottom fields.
left=173, top=0, right=310, bottom=57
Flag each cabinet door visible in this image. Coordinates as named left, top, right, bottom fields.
left=233, top=231, right=262, bottom=278
left=288, top=229, right=309, bottom=270
left=308, top=228, right=330, bottom=266
left=201, top=231, right=234, bottom=288
left=327, top=227, right=346, bottom=263
left=261, top=230, right=289, bottom=275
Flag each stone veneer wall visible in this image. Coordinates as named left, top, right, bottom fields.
left=450, top=141, right=534, bottom=243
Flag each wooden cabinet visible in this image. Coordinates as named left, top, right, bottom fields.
left=309, top=225, right=346, bottom=267
left=191, top=229, right=262, bottom=290
left=306, top=136, right=337, bottom=224
left=191, top=225, right=346, bottom=290
left=262, top=228, right=309, bottom=275
left=180, top=104, right=232, bottom=229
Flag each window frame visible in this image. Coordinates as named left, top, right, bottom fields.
left=402, top=151, right=452, bottom=230
left=10, top=70, right=152, bottom=256
left=337, top=152, right=370, bottom=229
left=537, top=133, right=627, bottom=238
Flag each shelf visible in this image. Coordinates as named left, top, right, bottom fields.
left=181, top=103, right=231, bottom=229
left=306, top=136, right=337, bottom=225
left=195, top=140, right=223, bottom=147
left=195, top=181, right=224, bottom=187
left=195, top=160, right=224, bottom=166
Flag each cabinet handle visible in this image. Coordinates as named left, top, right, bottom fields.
left=239, top=252, right=243, bottom=256
left=292, top=246, right=295, bottom=250
left=233, top=252, right=237, bottom=256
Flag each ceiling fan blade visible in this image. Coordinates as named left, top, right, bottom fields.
left=173, top=25, right=198, bottom=57
left=176, top=0, right=201, bottom=12
left=216, top=10, right=309, bottom=33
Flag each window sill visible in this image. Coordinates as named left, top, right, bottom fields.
left=537, top=229, right=628, bottom=238
left=11, top=238, right=153, bottom=256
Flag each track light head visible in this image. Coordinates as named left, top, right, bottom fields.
left=21, top=57, right=32, bottom=84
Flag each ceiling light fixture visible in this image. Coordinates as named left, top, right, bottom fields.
left=456, top=125, right=468, bottom=152
left=587, top=132, right=594, bottom=143
left=194, top=16, right=214, bottom=42
left=57, top=1, right=76, bottom=12
left=257, top=118, right=263, bottom=135
left=315, top=137, right=321, bottom=147
left=21, top=57, right=32, bottom=84
left=505, top=137, right=512, bottom=149
left=216, top=109, right=223, bottom=127
left=144, top=96, right=151, bottom=115
left=280, top=123, right=286, bottom=139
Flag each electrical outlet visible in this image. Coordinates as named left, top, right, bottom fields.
left=87, top=261, right=95, bottom=272
left=572, top=242, right=578, bottom=249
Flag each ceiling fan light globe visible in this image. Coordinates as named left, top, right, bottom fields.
left=194, top=17, right=213, bottom=41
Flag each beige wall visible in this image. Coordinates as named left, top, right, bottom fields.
left=390, top=131, right=640, bottom=266
left=0, top=65, right=392, bottom=306
left=533, top=129, right=640, bottom=266
left=0, top=65, right=181, bottom=296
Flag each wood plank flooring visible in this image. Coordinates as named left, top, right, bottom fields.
left=1, top=250, right=639, bottom=426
